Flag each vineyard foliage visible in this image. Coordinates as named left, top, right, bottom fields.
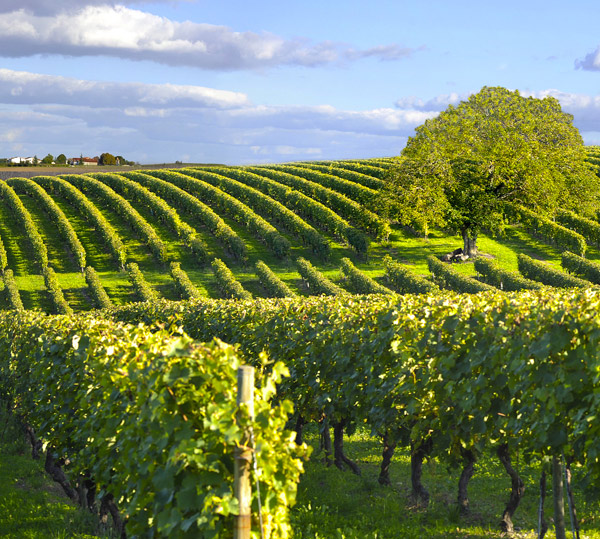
left=0, top=310, right=305, bottom=538
left=2, top=154, right=600, bottom=535
left=105, top=290, right=600, bottom=494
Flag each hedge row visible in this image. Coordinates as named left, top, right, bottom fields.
left=508, top=204, right=587, bottom=256
left=147, top=170, right=290, bottom=259
left=427, top=255, right=495, bottom=294
left=181, top=168, right=330, bottom=258
left=89, top=173, right=209, bottom=263
left=42, top=265, right=73, bottom=315
left=0, top=180, right=48, bottom=269
left=247, top=166, right=390, bottom=241
left=120, top=171, right=246, bottom=260
left=340, top=257, right=393, bottom=295
left=294, top=162, right=385, bottom=190
left=561, top=251, right=600, bottom=285
left=61, top=175, right=167, bottom=263
left=517, top=253, right=590, bottom=288
left=212, top=167, right=369, bottom=255
left=271, top=164, right=379, bottom=205
left=0, top=311, right=303, bottom=538
left=8, top=177, right=87, bottom=270
left=296, top=257, right=345, bottom=296
left=2, top=269, right=23, bottom=310
left=126, top=262, right=159, bottom=302
left=254, top=260, right=296, bottom=298
left=474, top=257, right=543, bottom=291
left=32, top=176, right=127, bottom=269
left=169, top=261, right=203, bottom=300
left=211, top=258, right=252, bottom=300
left=555, top=208, right=600, bottom=247
left=84, top=266, right=113, bottom=309
left=382, top=255, right=439, bottom=294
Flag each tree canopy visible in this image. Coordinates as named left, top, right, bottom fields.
left=382, top=86, right=600, bottom=256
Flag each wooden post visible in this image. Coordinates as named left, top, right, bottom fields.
left=234, top=366, right=254, bottom=539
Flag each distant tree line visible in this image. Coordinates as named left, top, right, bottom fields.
left=0, top=153, right=135, bottom=166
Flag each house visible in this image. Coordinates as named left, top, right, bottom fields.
left=69, top=157, right=99, bottom=166
left=9, top=156, right=35, bottom=164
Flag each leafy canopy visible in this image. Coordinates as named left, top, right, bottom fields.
left=383, top=86, right=600, bottom=241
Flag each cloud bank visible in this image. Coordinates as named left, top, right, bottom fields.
left=0, top=69, right=431, bottom=163
left=0, top=5, right=419, bottom=70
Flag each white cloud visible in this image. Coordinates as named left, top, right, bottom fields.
left=0, top=0, right=164, bottom=15
left=575, top=46, right=600, bottom=71
left=0, top=69, right=249, bottom=109
left=0, top=5, right=419, bottom=70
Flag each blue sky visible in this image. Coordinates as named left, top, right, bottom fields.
left=1, top=0, right=600, bottom=164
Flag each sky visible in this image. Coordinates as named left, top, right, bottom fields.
left=1, top=0, right=600, bottom=165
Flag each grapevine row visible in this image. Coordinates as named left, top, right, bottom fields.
left=84, top=266, right=113, bottom=309
left=42, top=265, right=73, bottom=315
left=126, top=262, right=159, bottom=302
left=339, top=257, right=393, bottom=295
left=105, top=289, right=600, bottom=531
left=147, top=170, right=291, bottom=259
left=561, top=251, right=600, bottom=284
left=247, top=166, right=390, bottom=240
left=181, top=168, right=330, bottom=258
left=555, top=208, right=600, bottom=247
left=0, top=180, right=48, bottom=269
left=88, top=173, right=210, bottom=263
left=517, top=253, right=589, bottom=288
left=2, top=269, right=23, bottom=310
left=474, top=256, right=543, bottom=291
left=119, top=171, right=246, bottom=260
left=32, top=176, right=127, bottom=269
left=0, top=311, right=302, bottom=538
left=311, top=160, right=390, bottom=180
left=61, top=175, right=167, bottom=263
left=292, top=162, right=385, bottom=190
left=296, top=257, right=345, bottom=296
left=211, top=257, right=252, bottom=300
left=382, top=255, right=439, bottom=294
left=8, top=177, right=86, bottom=270
left=270, top=164, right=379, bottom=205
left=254, top=260, right=297, bottom=298
left=209, top=167, right=368, bottom=255
left=169, top=261, right=203, bottom=300
left=427, top=255, right=495, bottom=293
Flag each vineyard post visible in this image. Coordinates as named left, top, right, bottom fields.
left=234, top=365, right=254, bottom=539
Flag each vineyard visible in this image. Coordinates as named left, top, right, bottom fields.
left=1, top=151, right=600, bottom=537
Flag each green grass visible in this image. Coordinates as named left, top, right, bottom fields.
left=0, top=406, right=115, bottom=539
left=291, top=426, right=600, bottom=539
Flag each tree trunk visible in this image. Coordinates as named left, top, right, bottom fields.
left=497, top=443, right=525, bottom=533
left=410, top=438, right=431, bottom=505
left=564, top=460, right=580, bottom=539
left=100, top=493, right=126, bottom=539
left=44, top=450, right=79, bottom=503
left=332, top=418, right=361, bottom=475
left=457, top=449, right=476, bottom=514
left=319, top=416, right=332, bottom=467
left=378, top=431, right=397, bottom=486
left=462, top=229, right=478, bottom=257
left=552, top=455, right=567, bottom=539
left=294, top=414, right=305, bottom=445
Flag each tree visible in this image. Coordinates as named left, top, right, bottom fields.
left=382, top=86, right=600, bottom=257
left=56, top=154, right=67, bottom=165
left=41, top=154, right=54, bottom=165
left=99, top=153, right=116, bottom=166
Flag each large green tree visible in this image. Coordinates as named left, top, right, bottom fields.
left=383, top=86, right=600, bottom=256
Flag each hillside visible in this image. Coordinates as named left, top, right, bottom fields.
left=1, top=153, right=600, bottom=314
